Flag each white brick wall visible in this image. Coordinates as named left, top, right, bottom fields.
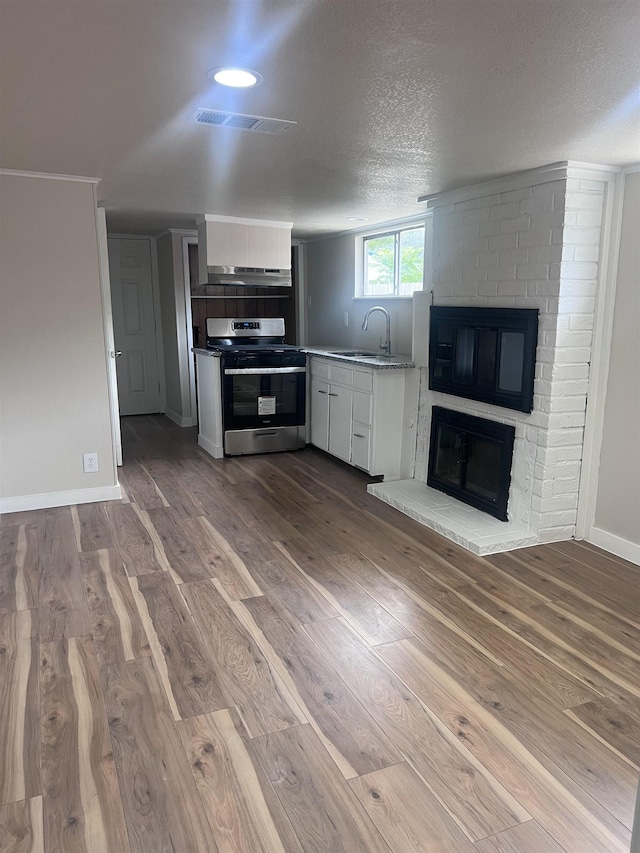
left=417, top=170, right=608, bottom=542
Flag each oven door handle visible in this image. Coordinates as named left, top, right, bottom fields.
left=224, top=366, right=307, bottom=375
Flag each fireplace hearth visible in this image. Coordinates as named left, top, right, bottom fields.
left=427, top=406, right=515, bottom=521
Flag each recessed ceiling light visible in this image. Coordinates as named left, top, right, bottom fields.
left=346, top=216, right=368, bottom=222
left=208, top=67, right=263, bottom=88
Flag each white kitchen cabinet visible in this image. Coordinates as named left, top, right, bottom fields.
left=197, top=215, right=291, bottom=283
left=351, top=423, right=371, bottom=470
left=310, top=377, right=330, bottom=452
left=353, top=389, right=372, bottom=425
left=327, top=383, right=353, bottom=463
left=194, top=352, right=224, bottom=458
left=258, top=225, right=290, bottom=269
left=310, top=373, right=353, bottom=463
left=308, top=356, right=408, bottom=479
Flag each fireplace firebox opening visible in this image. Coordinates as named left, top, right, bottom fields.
left=429, top=306, right=538, bottom=413
left=427, top=406, right=516, bottom=521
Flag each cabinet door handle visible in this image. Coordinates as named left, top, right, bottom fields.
left=353, top=433, right=365, bottom=439
left=317, top=389, right=328, bottom=394
left=328, top=392, right=338, bottom=397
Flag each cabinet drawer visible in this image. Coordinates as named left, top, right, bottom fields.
left=329, top=363, right=354, bottom=386
left=353, top=390, right=372, bottom=425
left=354, top=370, right=373, bottom=392
left=351, top=423, right=371, bottom=472
left=310, top=358, right=330, bottom=380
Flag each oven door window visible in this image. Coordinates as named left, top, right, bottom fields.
left=223, top=372, right=305, bottom=429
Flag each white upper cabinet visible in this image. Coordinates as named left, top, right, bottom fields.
left=258, top=225, right=290, bottom=269
left=197, top=214, right=292, bottom=283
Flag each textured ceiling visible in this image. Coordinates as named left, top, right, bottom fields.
left=1, top=0, right=638, bottom=238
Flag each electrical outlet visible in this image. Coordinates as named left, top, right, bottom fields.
left=83, top=452, right=99, bottom=473
left=343, top=312, right=349, bottom=327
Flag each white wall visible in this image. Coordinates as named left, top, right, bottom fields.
left=157, top=233, right=182, bottom=422
left=592, top=170, right=640, bottom=556
left=305, top=233, right=415, bottom=356
left=156, top=230, right=196, bottom=427
left=0, top=172, right=118, bottom=510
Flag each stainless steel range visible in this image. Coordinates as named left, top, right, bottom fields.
left=205, top=317, right=306, bottom=456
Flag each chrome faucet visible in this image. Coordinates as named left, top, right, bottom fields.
left=361, top=306, right=391, bottom=357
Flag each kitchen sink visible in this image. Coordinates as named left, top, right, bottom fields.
left=329, top=350, right=380, bottom=358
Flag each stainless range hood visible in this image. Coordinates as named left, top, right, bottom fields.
left=197, top=214, right=292, bottom=287
left=205, top=266, right=292, bottom=287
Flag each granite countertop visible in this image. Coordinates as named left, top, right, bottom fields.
left=193, top=346, right=414, bottom=369
left=304, top=347, right=414, bottom=369
left=192, top=347, right=221, bottom=358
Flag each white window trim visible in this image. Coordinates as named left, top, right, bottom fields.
left=354, top=215, right=430, bottom=299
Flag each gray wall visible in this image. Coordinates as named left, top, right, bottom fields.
left=0, top=172, right=116, bottom=503
left=305, top=233, right=415, bottom=357
left=156, top=231, right=195, bottom=426
left=594, top=170, right=640, bottom=549
left=157, top=233, right=182, bottom=421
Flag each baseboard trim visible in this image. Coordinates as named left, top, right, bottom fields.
left=165, top=409, right=194, bottom=428
left=198, top=434, right=223, bottom=459
left=0, top=484, right=122, bottom=514
left=586, top=526, right=640, bottom=566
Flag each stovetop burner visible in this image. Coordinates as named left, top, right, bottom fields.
left=206, top=338, right=303, bottom=353
left=205, top=317, right=303, bottom=355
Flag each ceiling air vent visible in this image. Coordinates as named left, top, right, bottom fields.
left=191, top=108, right=296, bottom=135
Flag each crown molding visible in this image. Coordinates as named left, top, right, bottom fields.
left=106, top=232, right=156, bottom=240
left=197, top=213, right=293, bottom=229
left=303, top=210, right=431, bottom=245
left=0, top=168, right=100, bottom=184
left=155, top=228, right=198, bottom=239
left=419, top=161, right=621, bottom=209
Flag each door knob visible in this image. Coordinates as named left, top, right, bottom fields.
left=110, top=350, right=123, bottom=358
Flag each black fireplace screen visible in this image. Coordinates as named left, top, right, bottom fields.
left=429, top=306, right=538, bottom=412
left=428, top=406, right=515, bottom=521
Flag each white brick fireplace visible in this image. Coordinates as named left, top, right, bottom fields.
left=370, top=162, right=620, bottom=554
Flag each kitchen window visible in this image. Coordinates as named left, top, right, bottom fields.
left=357, top=223, right=426, bottom=298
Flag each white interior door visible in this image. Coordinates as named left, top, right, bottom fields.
left=96, top=209, right=123, bottom=465
left=108, top=238, right=162, bottom=415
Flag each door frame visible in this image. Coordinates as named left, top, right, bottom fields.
left=108, top=233, right=167, bottom=416
left=95, top=206, right=123, bottom=467
left=181, top=234, right=199, bottom=426
left=575, top=170, right=624, bottom=542
left=575, top=165, right=640, bottom=563
left=292, top=241, right=306, bottom=345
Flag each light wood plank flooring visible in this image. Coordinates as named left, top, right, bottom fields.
left=1, top=414, right=638, bottom=852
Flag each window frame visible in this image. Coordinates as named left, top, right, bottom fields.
left=355, top=219, right=428, bottom=299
